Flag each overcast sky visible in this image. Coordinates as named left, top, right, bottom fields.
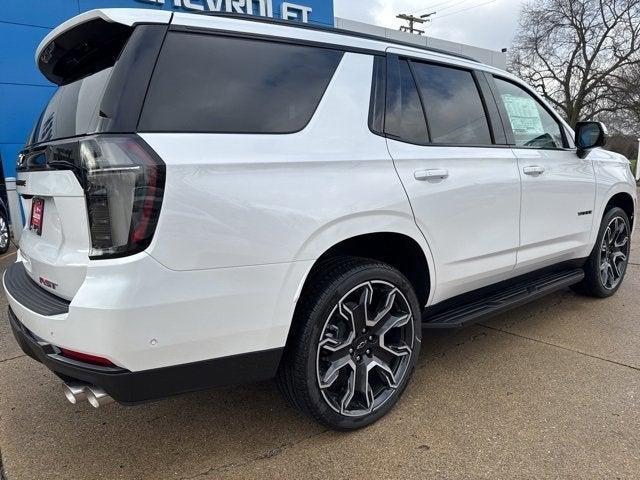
left=333, top=0, right=523, bottom=51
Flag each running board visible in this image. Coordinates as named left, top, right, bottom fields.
left=422, top=268, right=585, bottom=329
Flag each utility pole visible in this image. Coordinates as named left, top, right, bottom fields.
left=396, top=12, right=435, bottom=35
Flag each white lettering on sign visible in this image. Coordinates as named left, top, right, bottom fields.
left=281, top=2, right=311, bottom=22
left=138, top=0, right=310, bottom=22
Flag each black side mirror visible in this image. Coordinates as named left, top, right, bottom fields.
left=575, top=121, right=608, bottom=158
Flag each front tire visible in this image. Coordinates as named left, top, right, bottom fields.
left=277, top=257, right=422, bottom=430
left=575, top=207, right=631, bottom=298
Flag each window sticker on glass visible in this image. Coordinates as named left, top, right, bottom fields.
left=500, top=94, right=544, bottom=136
left=493, top=77, right=564, bottom=149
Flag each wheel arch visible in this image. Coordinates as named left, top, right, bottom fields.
left=282, top=229, right=433, bottom=344
left=604, top=191, right=635, bottom=229
left=307, top=232, right=432, bottom=307
left=292, top=212, right=435, bottom=292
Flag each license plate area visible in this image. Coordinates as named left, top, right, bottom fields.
left=30, top=198, right=44, bottom=236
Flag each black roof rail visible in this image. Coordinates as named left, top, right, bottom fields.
left=182, top=10, right=480, bottom=63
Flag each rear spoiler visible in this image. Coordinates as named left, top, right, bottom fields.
left=36, top=9, right=172, bottom=85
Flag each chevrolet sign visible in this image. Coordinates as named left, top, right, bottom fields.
left=138, top=0, right=315, bottom=23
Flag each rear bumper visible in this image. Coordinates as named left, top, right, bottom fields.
left=4, top=261, right=70, bottom=315
left=8, top=307, right=282, bottom=404
left=3, top=252, right=310, bottom=403
left=3, top=253, right=310, bottom=372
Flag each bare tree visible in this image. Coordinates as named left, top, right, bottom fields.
left=509, top=0, right=640, bottom=128
left=616, top=62, right=640, bottom=126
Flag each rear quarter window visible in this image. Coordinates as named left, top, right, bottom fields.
left=31, top=67, right=113, bottom=144
left=138, top=33, right=344, bottom=134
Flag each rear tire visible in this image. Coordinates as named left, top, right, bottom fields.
left=574, top=207, right=631, bottom=298
left=276, top=257, right=422, bottom=430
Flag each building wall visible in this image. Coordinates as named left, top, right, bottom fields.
left=0, top=0, right=334, bottom=179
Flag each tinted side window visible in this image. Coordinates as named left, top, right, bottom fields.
left=369, top=56, right=386, bottom=135
left=139, top=33, right=343, bottom=133
left=385, top=59, right=429, bottom=144
left=493, top=77, right=565, bottom=149
left=411, top=62, right=492, bottom=145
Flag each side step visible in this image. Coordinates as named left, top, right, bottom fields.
left=422, top=268, right=585, bottom=329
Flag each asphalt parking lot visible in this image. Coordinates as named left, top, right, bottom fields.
left=1, top=210, right=639, bottom=480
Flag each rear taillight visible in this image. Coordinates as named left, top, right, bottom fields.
left=79, top=135, right=165, bottom=259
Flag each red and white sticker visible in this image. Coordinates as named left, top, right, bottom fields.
left=30, top=198, right=44, bottom=236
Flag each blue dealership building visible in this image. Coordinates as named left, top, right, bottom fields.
left=0, top=0, right=334, bottom=181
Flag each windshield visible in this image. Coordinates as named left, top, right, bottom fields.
left=29, top=67, right=113, bottom=146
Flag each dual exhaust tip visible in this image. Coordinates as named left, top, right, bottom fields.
left=62, top=382, right=113, bottom=408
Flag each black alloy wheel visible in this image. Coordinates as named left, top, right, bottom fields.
left=575, top=207, right=632, bottom=298
left=598, top=215, right=630, bottom=291
left=316, top=280, right=415, bottom=417
left=277, top=257, right=422, bottom=430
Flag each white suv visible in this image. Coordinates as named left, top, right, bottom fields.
left=4, top=9, right=636, bottom=430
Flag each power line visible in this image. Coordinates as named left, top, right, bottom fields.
left=434, top=0, right=473, bottom=13
left=412, top=0, right=468, bottom=15
left=430, top=0, right=497, bottom=20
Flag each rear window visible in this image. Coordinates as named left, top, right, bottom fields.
left=411, top=62, right=492, bottom=145
left=138, top=33, right=344, bottom=134
left=30, top=68, right=112, bottom=144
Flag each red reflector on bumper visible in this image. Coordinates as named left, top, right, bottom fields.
left=60, top=348, right=116, bottom=367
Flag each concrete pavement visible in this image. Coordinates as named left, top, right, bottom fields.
left=0, top=221, right=638, bottom=479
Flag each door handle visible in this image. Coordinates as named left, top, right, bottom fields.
left=523, top=166, right=546, bottom=176
left=414, top=169, right=449, bottom=181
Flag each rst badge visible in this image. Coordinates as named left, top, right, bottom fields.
left=39, top=276, right=59, bottom=290
left=138, top=0, right=314, bottom=23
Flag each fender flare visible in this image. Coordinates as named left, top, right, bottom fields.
left=597, top=183, right=636, bottom=221
left=294, top=210, right=435, bottom=296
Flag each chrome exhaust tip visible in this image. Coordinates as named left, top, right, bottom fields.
left=62, top=382, right=113, bottom=408
left=62, top=382, right=87, bottom=404
left=85, top=385, right=114, bottom=408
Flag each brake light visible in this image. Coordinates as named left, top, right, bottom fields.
left=60, top=348, right=116, bottom=367
left=79, top=136, right=165, bottom=259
